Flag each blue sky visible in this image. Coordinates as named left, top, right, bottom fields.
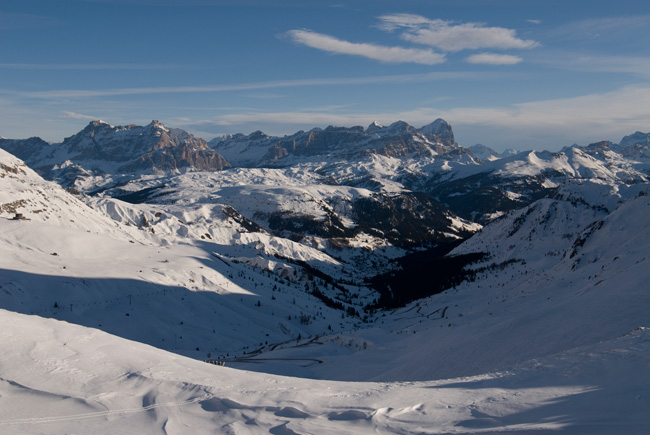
left=1, top=0, right=649, bottom=150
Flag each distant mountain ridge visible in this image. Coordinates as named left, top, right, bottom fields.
left=2, top=118, right=650, bottom=233
left=0, top=120, right=230, bottom=182
left=207, top=118, right=464, bottom=167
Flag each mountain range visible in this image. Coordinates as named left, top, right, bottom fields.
left=1, top=119, right=650, bottom=433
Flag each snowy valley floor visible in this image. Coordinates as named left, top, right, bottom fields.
left=1, top=309, right=649, bottom=435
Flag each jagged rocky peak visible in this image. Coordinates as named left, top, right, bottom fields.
left=417, top=118, right=455, bottom=147
left=469, top=144, right=500, bottom=162
left=366, top=121, right=384, bottom=135
left=248, top=130, right=270, bottom=141
left=82, top=119, right=110, bottom=128
left=148, top=119, right=165, bottom=127
left=618, top=131, right=650, bottom=149
left=74, top=119, right=111, bottom=138
left=45, top=120, right=231, bottom=176
left=385, top=120, right=416, bottom=135
left=324, top=125, right=365, bottom=133
left=582, top=140, right=614, bottom=155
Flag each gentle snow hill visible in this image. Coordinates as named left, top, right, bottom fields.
left=1, top=309, right=649, bottom=434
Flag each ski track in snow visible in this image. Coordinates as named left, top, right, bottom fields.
left=0, top=394, right=215, bottom=427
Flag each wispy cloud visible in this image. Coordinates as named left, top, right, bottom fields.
left=0, top=63, right=181, bottom=71
left=465, top=53, right=523, bottom=65
left=9, top=71, right=499, bottom=99
left=549, top=15, right=650, bottom=41
left=243, top=92, right=286, bottom=100
left=285, top=29, right=446, bottom=65
left=61, top=111, right=98, bottom=120
left=377, top=14, right=540, bottom=52
left=533, top=51, right=650, bottom=77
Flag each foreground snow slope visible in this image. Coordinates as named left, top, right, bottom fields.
left=1, top=309, right=648, bottom=435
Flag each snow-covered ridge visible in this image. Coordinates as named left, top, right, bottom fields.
left=0, top=149, right=150, bottom=241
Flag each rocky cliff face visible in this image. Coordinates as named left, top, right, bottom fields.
left=62, top=120, right=230, bottom=172
left=0, top=120, right=231, bottom=187
left=209, top=118, right=466, bottom=167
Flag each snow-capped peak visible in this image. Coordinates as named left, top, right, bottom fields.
left=617, top=131, right=650, bottom=149
left=417, top=118, right=455, bottom=146
left=87, top=119, right=112, bottom=129
left=147, top=119, right=170, bottom=132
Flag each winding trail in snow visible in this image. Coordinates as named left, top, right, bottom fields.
left=218, top=357, right=325, bottom=365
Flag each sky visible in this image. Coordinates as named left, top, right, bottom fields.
left=1, top=0, right=650, bottom=151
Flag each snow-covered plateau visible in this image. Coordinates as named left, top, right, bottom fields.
left=1, top=121, right=650, bottom=434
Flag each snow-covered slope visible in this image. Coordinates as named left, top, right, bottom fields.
left=0, top=150, right=367, bottom=361
left=95, top=164, right=481, bottom=256
left=0, top=148, right=149, bottom=241
left=2, top=309, right=649, bottom=434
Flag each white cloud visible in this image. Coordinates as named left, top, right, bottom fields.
left=61, top=111, right=98, bottom=120
left=285, top=29, right=446, bottom=65
left=465, top=53, right=523, bottom=65
left=377, top=14, right=540, bottom=52
left=527, top=19, right=542, bottom=25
